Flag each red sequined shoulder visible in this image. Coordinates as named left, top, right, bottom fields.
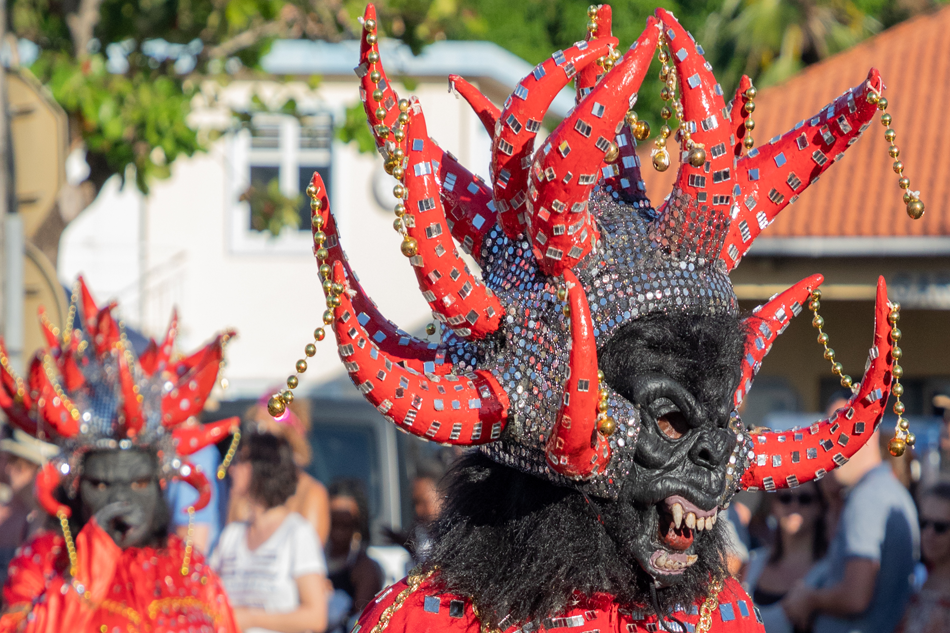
left=3, top=531, right=66, bottom=607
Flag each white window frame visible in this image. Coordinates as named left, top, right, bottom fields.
left=227, top=113, right=333, bottom=255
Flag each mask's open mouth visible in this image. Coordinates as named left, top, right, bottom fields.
left=650, top=495, right=718, bottom=575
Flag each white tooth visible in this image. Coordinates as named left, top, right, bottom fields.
left=657, top=552, right=669, bottom=568
left=706, top=516, right=714, bottom=530
left=710, top=514, right=718, bottom=526
left=672, top=503, right=683, bottom=529
left=686, top=554, right=698, bottom=565
left=685, top=512, right=696, bottom=529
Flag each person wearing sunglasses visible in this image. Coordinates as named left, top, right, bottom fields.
left=743, top=482, right=829, bottom=633
left=896, top=482, right=950, bottom=632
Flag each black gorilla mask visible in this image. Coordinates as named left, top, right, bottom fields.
left=77, top=449, right=170, bottom=549
left=425, top=312, right=746, bottom=623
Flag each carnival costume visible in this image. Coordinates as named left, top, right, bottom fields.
left=0, top=279, right=240, bottom=633
left=274, top=3, right=919, bottom=632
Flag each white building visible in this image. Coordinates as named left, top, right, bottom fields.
left=60, top=39, right=572, bottom=401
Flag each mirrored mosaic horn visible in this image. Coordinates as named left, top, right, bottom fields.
left=0, top=279, right=241, bottom=518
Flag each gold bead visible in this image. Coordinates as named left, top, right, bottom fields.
left=392, top=166, right=404, bottom=179
left=604, top=142, right=619, bottom=163
left=588, top=5, right=599, bottom=17
left=660, top=87, right=672, bottom=101
left=372, top=88, right=384, bottom=102
left=267, top=394, right=286, bottom=417
left=393, top=184, right=406, bottom=198
left=887, top=145, right=899, bottom=158
left=287, top=375, right=299, bottom=389
left=659, top=125, right=671, bottom=138
left=375, top=125, right=391, bottom=139
left=393, top=128, right=405, bottom=142
left=903, top=192, right=913, bottom=204
left=400, top=237, right=418, bottom=257
left=322, top=279, right=333, bottom=293
left=366, top=33, right=378, bottom=46
left=893, top=364, right=904, bottom=379
left=556, top=287, right=567, bottom=301
left=394, top=203, right=406, bottom=216
left=895, top=401, right=906, bottom=415
left=890, top=327, right=902, bottom=342
left=888, top=310, right=900, bottom=324
left=426, top=323, right=437, bottom=335
left=812, top=315, right=824, bottom=328
left=305, top=344, right=317, bottom=357
left=867, top=91, right=880, bottom=105
left=562, top=304, right=571, bottom=317
left=393, top=218, right=405, bottom=232
left=832, top=362, right=843, bottom=376
left=660, top=63, right=671, bottom=77
left=296, top=359, right=308, bottom=373
left=602, top=57, right=614, bottom=73
left=367, top=51, right=380, bottom=64
left=652, top=149, right=671, bottom=172
left=817, top=332, right=830, bottom=345
left=588, top=22, right=598, bottom=33
left=370, top=70, right=382, bottom=83
left=281, top=389, right=294, bottom=404
left=743, top=101, right=755, bottom=114
left=744, top=87, right=757, bottom=100
left=374, top=107, right=387, bottom=120
left=660, top=106, right=672, bottom=120
left=398, top=112, right=409, bottom=125
left=898, top=177, right=910, bottom=189
left=364, top=18, right=377, bottom=32
left=888, top=437, right=906, bottom=457
left=306, top=183, right=317, bottom=198
left=313, top=231, right=327, bottom=245
left=891, top=346, right=902, bottom=360
left=598, top=416, right=616, bottom=436
left=899, top=417, right=909, bottom=430
left=840, top=375, right=853, bottom=388
left=314, top=327, right=326, bottom=341
left=658, top=50, right=669, bottom=63
left=823, top=348, right=836, bottom=361
left=634, top=120, right=651, bottom=141
left=743, top=136, right=755, bottom=150
left=655, top=136, right=667, bottom=149
left=744, top=118, right=755, bottom=131
left=906, top=432, right=916, bottom=447
left=319, top=263, right=331, bottom=278
left=688, top=147, right=706, bottom=167
left=597, top=369, right=606, bottom=381
left=315, top=247, right=329, bottom=261
left=892, top=160, right=904, bottom=174
left=877, top=97, right=888, bottom=111
left=907, top=200, right=924, bottom=219
left=809, top=299, right=821, bottom=311
left=323, top=310, right=334, bottom=325
left=881, top=113, right=892, bottom=126
left=311, top=216, right=324, bottom=231
left=811, top=288, right=822, bottom=301
left=327, top=295, right=341, bottom=308
left=625, top=111, right=639, bottom=127
left=884, top=128, right=896, bottom=142
left=893, top=382, right=904, bottom=397
left=332, top=282, right=344, bottom=295
left=597, top=400, right=609, bottom=414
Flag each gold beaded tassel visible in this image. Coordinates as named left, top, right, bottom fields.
left=651, top=34, right=675, bottom=172
left=387, top=99, right=418, bottom=259
left=217, top=430, right=241, bottom=479
left=57, top=509, right=79, bottom=578
left=363, top=17, right=393, bottom=150
left=809, top=289, right=854, bottom=389
left=267, top=185, right=341, bottom=419
left=739, top=85, right=756, bottom=152
left=886, top=305, right=913, bottom=456
left=180, top=506, right=195, bottom=575
left=866, top=91, right=925, bottom=220
left=586, top=5, right=600, bottom=38
left=596, top=370, right=616, bottom=437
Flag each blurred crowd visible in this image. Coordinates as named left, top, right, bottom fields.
left=3, top=389, right=950, bottom=633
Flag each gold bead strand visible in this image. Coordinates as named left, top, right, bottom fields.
left=740, top=85, right=757, bottom=151
left=886, top=304, right=913, bottom=456
left=180, top=506, right=195, bottom=575
left=390, top=99, right=418, bottom=259
left=217, top=430, right=241, bottom=479
left=809, top=290, right=853, bottom=389
left=596, top=370, right=615, bottom=436
left=866, top=92, right=925, bottom=220
left=364, top=16, right=391, bottom=148
left=57, top=509, right=79, bottom=578
left=586, top=5, right=600, bottom=38
left=652, top=34, right=673, bottom=172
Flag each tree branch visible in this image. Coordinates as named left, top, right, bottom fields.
left=205, top=19, right=291, bottom=59
left=66, top=0, right=104, bottom=57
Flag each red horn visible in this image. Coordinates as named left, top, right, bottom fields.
left=161, top=332, right=233, bottom=428
left=28, top=354, right=80, bottom=438
left=574, top=4, right=612, bottom=102
left=528, top=19, right=659, bottom=275
left=36, top=462, right=70, bottom=517
left=720, top=69, right=883, bottom=270
left=178, top=462, right=212, bottom=511
left=140, top=309, right=178, bottom=376
left=450, top=75, right=499, bottom=137
left=328, top=261, right=509, bottom=445
left=117, top=348, right=144, bottom=437
left=0, top=338, right=36, bottom=434
left=358, top=4, right=403, bottom=152
left=402, top=108, right=503, bottom=339
left=173, top=417, right=240, bottom=456
left=492, top=37, right=617, bottom=238
left=735, top=275, right=824, bottom=408
left=741, top=277, right=895, bottom=491
left=545, top=270, right=611, bottom=478
left=729, top=75, right=754, bottom=158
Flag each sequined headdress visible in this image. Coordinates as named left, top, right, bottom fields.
left=278, top=4, right=909, bottom=500
left=0, top=278, right=239, bottom=518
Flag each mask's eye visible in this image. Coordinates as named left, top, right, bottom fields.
left=652, top=398, right=690, bottom=440
left=130, top=479, right=151, bottom=491
left=96, top=482, right=108, bottom=491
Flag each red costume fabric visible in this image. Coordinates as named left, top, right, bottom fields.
left=357, top=575, right=764, bottom=633
left=0, top=520, right=237, bottom=633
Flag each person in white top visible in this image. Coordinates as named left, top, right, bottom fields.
left=211, top=432, right=328, bottom=633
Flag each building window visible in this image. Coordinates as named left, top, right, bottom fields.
left=229, top=113, right=333, bottom=253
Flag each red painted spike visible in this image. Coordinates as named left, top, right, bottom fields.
left=721, top=70, right=883, bottom=271
left=89, top=305, right=121, bottom=357
left=574, top=4, right=612, bottom=103
left=328, top=261, right=509, bottom=445
left=178, top=462, right=212, bottom=511
left=734, top=275, right=824, bottom=408
left=741, top=277, right=894, bottom=491
left=546, top=270, right=611, bottom=478
left=77, top=276, right=100, bottom=334
left=117, top=350, right=144, bottom=437
left=528, top=21, right=659, bottom=276
left=36, top=462, right=70, bottom=517
left=359, top=4, right=403, bottom=152
left=0, top=338, right=32, bottom=413
left=437, top=154, right=497, bottom=262
left=403, top=110, right=504, bottom=339
left=492, top=37, right=617, bottom=238
left=309, top=173, right=447, bottom=374
left=0, top=354, right=35, bottom=436
left=141, top=309, right=178, bottom=376
left=161, top=333, right=232, bottom=428
left=730, top=75, right=754, bottom=157
left=449, top=75, right=499, bottom=137
left=28, top=354, right=80, bottom=438
left=59, top=335, right=86, bottom=392
left=38, top=307, right=60, bottom=350
left=173, top=417, right=240, bottom=456
left=138, top=339, right=160, bottom=376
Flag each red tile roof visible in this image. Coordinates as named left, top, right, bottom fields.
left=637, top=6, right=950, bottom=238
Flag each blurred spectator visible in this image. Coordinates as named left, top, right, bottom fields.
left=166, top=421, right=221, bottom=555
left=326, top=479, right=383, bottom=633
left=896, top=481, right=950, bottom=632
left=935, top=394, right=950, bottom=476
left=211, top=433, right=328, bottom=633
left=0, top=428, right=57, bottom=587
left=230, top=396, right=330, bottom=544
left=783, top=429, right=919, bottom=633
left=383, top=460, right=445, bottom=561
left=744, top=482, right=828, bottom=633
